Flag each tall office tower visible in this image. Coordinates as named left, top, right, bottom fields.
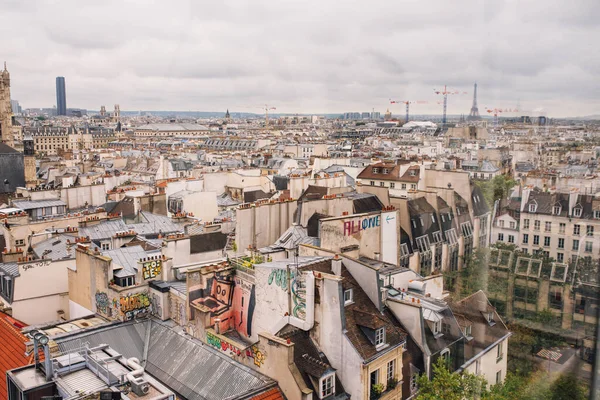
left=56, top=76, right=67, bottom=116
left=0, top=62, right=14, bottom=147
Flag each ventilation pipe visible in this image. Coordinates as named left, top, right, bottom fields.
left=126, top=357, right=144, bottom=383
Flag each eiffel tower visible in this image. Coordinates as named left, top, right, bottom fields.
left=467, top=83, right=481, bottom=121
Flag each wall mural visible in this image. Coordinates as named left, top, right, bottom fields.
left=206, top=331, right=266, bottom=367
left=188, top=270, right=256, bottom=338
left=142, top=259, right=162, bottom=280
left=119, top=291, right=152, bottom=321
left=95, top=291, right=110, bottom=315
left=266, top=268, right=306, bottom=319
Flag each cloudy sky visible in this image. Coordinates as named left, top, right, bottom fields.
left=2, top=0, right=599, bottom=117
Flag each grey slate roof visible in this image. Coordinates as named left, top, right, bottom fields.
left=12, top=198, right=66, bottom=210
left=55, top=320, right=276, bottom=400
left=79, top=212, right=184, bottom=240
left=104, top=245, right=161, bottom=277
left=0, top=262, right=19, bottom=277
left=33, top=234, right=76, bottom=260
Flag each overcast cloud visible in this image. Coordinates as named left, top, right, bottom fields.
left=2, top=0, right=599, bottom=117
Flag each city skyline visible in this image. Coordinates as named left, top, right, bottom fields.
left=1, top=0, right=599, bottom=117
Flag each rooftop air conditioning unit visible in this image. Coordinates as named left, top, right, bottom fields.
left=130, top=378, right=150, bottom=396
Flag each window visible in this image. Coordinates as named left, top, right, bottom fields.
left=573, top=207, right=582, bottom=217
left=573, top=239, right=580, bottom=251
left=373, top=168, right=380, bottom=174
left=497, top=341, right=503, bottom=362
left=440, top=349, right=451, bottom=365
left=370, top=181, right=375, bottom=186
left=595, top=210, right=600, bottom=219
left=523, top=219, right=530, bottom=229
left=509, top=221, right=516, bottom=229
left=379, top=181, right=385, bottom=187
left=545, top=222, right=552, bottom=232
left=574, top=224, right=581, bottom=235
left=587, top=225, right=594, bottom=237
left=383, top=168, right=390, bottom=174
left=432, top=231, right=443, bottom=243
left=14, top=239, right=24, bottom=246
left=533, top=235, right=539, bottom=245
left=410, top=374, right=418, bottom=393
left=585, top=242, right=593, bottom=253
left=375, top=328, right=385, bottom=346
left=344, top=289, right=353, bottom=305
left=320, top=374, right=334, bottom=398
left=411, top=184, right=417, bottom=190
left=553, top=205, right=561, bottom=215
left=498, top=233, right=504, bottom=241
left=544, top=237, right=550, bottom=247
left=401, top=183, right=406, bottom=189
left=529, top=203, right=537, bottom=213
left=558, top=238, right=565, bottom=249
left=390, top=182, right=395, bottom=189
left=409, top=170, right=416, bottom=176
left=496, top=371, right=502, bottom=385
left=464, top=325, right=472, bottom=337
left=534, top=220, right=540, bottom=231
left=522, top=234, right=529, bottom=244
left=508, top=235, right=514, bottom=243
left=101, top=243, right=110, bottom=250
left=442, top=322, right=451, bottom=335
left=371, top=369, right=379, bottom=389
left=499, top=220, right=505, bottom=227
left=386, top=360, right=396, bottom=382
left=559, top=223, right=566, bottom=234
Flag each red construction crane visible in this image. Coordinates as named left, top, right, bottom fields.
left=389, top=99, right=428, bottom=122
left=485, top=107, right=518, bottom=128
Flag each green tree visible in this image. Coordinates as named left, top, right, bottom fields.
left=415, top=357, right=488, bottom=400
left=549, top=374, right=587, bottom=400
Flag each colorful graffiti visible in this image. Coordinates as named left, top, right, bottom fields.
left=188, top=270, right=256, bottom=338
left=120, top=291, right=152, bottom=321
left=95, top=291, right=110, bottom=315
left=266, top=269, right=305, bottom=319
left=142, top=259, right=162, bottom=280
left=206, top=331, right=266, bottom=367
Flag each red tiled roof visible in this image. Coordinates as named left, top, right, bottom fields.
left=0, top=312, right=29, bottom=400
left=250, top=387, right=285, bottom=400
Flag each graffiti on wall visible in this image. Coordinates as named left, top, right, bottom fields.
left=266, top=268, right=306, bottom=319
left=206, top=331, right=266, bottom=367
left=120, top=291, right=152, bottom=321
left=95, top=291, right=110, bottom=315
left=188, top=270, right=256, bottom=338
left=150, top=292, right=163, bottom=318
left=169, top=292, right=187, bottom=326
left=142, top=259, right=162, bottom=280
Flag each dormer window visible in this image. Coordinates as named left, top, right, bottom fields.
left=432, top=320, right=442, bottom=335
left=464, top=325, right=472, bottom=338
left=344, top=289, right=354, bottom=305
left=594, top=211, right=600, bottom=219
left=573, top=207, right=582, bottom=217
left=375, top=327, right=386, bottom=347
left=409, top=170, right=416, bottom=176
left=319, top=373, right=335, bottom=399
left=486, top=311, right=496, bottom=326
left=383, top=168, right=390, bottom=174
left=373, top=168, right=380, bottom=174
left=553, top=205, right=562, bottom=215
left=529, top=203, right=537, bottom=213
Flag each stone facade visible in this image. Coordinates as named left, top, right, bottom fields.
left=0, top=62, right=14, bottom=147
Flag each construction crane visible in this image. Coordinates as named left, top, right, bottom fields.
left=262, top=104, right=276, bottom=126
left=389, top=100, right=428, bottom=122
left=485, top=107, right=519, bottom=129
left=433, top=86, right=468, bottom=127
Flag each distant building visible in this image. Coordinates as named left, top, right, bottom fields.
left=55, top=76, right=67, bottom=116
left=10, top=99, right=21, bottom=115
left=0, top=63, right=14, bottom=147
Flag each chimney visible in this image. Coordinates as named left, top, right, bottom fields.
left=568, top=188, right=579, bottom=217
left=520, top=185, right=532, bottom=211
left=332, top=254, right=342, bottom=276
